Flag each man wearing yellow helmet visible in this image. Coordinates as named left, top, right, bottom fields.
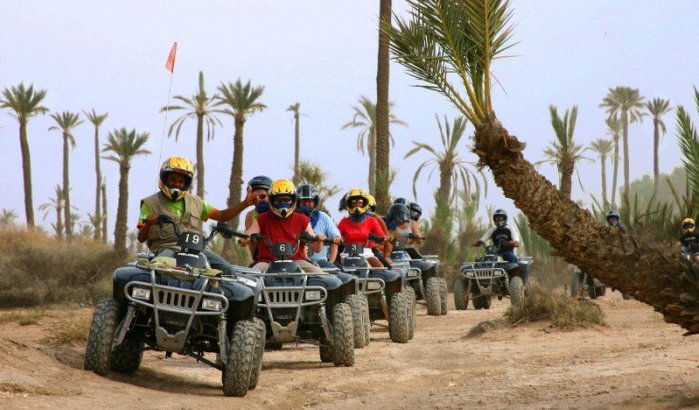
left=239, top=179, right=323, bottom=273
left=676, top=217, right=699, bottom=262
left=137, top=155, right=257, bottom=274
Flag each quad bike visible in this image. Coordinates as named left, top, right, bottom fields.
left=570, top=271, right=606, bottom=299
left=454, top=241, right=532, bottom=310
left=247, top=233, right=355, bottom=366
left=339, top=233, right=414, bottom=343
left=84, top=219, right=265, bottom=397
left=393, top=233, right=448, bottom=316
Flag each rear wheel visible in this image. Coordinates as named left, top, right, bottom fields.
left=453, top=277, right=469, bottom=310
left=439, top=278, right=448, bottom=315
left=389, top=292, right=410, bottom=343
left=425, top=277, right=441, bottom=316
left=84, top=298, right=120, bottom=375
left=223, top=319, right=258, bottom=397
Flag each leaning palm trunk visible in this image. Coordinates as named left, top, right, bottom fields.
left=474, top=119, right=696, bottom=332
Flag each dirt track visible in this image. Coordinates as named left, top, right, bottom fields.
left=1, top=291, right=699, bottom=409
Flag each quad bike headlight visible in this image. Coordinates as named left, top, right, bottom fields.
left=131, top=287, right=151, bottom=300
left=407, top=270, right=419, bottom=277
left=366, top=281, right=382, bottom=290
left=201, top=298, right=223, bottom=311
left=464, top=271, right=475, bottom=277
left=305, top=290, right=322, bottom=301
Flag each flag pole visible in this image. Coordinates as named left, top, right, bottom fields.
left=159, top=41, right=178, bottom=166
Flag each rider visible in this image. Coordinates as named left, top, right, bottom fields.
left=239, top=179, right=323, bottom=273
left=337, top=188, right=392, bottom=268
left=241, top=175, right=273, bottom=260
left=676, top=217, right=699, bottom=262
left=296, top=183, right=342, bottom=268
left=474, top=208, right=527, bottom=282
left=137, top=156, right=256, bottom=276
left=606, top=209, right=628, bottom=234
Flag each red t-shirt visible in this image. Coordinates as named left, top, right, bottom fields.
left=337, top=216, right=387, bottom=248
left=256, top=211, right=310, bottom=262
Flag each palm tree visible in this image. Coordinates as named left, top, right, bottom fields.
left=162, top=72, right=224, bottom=199
left=646, top=98, right=673, bottom=193
left=39, top=185, right=65, bottom=239
left=296, top=159, right=342, bottom=211
left=538, top=105, right=587, bottom=200
left=49, top=111, right=83, bottom=239
left=676, top=88, right=699, bottom=207
left=606, top=116, right=623, bottom=206
left=84, top=109, right=109, bottom=240
left=405, top=114, right=483, bottom=203
left=388, top=0, right=699, bottom=333
left=101, top=177, right=108, bottom=243
left=0, top=209, right=19, bottom=229
left=341, top=96, right=406, bottom=193
left=215, top=79, right=266, bottom=233
left=375, top=0, right=393, bottom=213
left=0, top=83, right=49, bottom=228
left=600, top=86, right=646, bottom=206
left=589, top=139, right=614, bottom=207
left=287, top=102, right=302, bottom=184
left=102, top=128, right=150, bottom=253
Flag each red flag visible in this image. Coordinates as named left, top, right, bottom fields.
left=165, top=42, right=177, bottom=73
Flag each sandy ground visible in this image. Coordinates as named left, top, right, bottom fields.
left=1, top=291, right=699, bottom=410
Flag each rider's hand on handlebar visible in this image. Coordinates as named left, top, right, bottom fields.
left=238, top=237, right=250, bottom=246
left=332, top=236, right=342, bottom=245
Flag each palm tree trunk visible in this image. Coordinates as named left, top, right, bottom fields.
left=622, top=113, right=630, bottom=206
left=374, top=0, right=392, bottom=213
left=293, top=111, right=300, bottom=184
left=559, top=161, right=574, bottom=200
left=653, top=118, right=660, bottom=194
left=114, top=164, right=129, bottom=253
left=222, top=118, right=245, bottom=263
left=56, top=201, right=63, bottom=240
left=94, top=126, right=102, bottom=240
left=101, top=178, right=108, bottom=243
left=611, top=135, right=619, bottom=206
left=196, top=113, right=205, bottom=198
left=368, top=128, right=377, bottom=193
left=18, top=121, right=35, bottom=228
left=63, top=133, right=72, bottom=239
left=601, top=156, right=608, bottom=208
left=474, top=119, right=699, bottom=333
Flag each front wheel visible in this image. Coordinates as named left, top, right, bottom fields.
left=331, top=303, right=355, bottom=366
left=110, top=333, right=144, bottom=374
left=346, top=294, right=367, bottom=348
left=389, top=292, right=410, bottom=343
left=425, top=277, right=441, bottom=316
left=509, top=276, right=525, bottom=308
left=248, top=318, right=266, bottom=390
left=453, top=277, right=469, bottom=310
left=438, top=278, right=448, bottom=315
left=223, top=320, right=258, bottom=397
left=84, top=298, right=120, bottom=375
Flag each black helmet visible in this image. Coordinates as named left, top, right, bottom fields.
left=408, top=202, right=422, bottom=221
left=297, top=183, right=320, bottom=217
left=247, top=175, right=272, bottom=192
left=387, top=204, right=410, bottom=226
left=338, top=193, right=347, bottom=212
left=493, top=208, right=507, bottom=227
left=606, top=209, right=620, bottom=224
left=394, top=197, right=408, bottom=205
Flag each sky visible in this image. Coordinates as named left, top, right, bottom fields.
left=1, top=0, right=698, bottom=238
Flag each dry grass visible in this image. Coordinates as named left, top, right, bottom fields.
left=0, top=308, right=46, bottom=325
left=504, top=284, right=606, bottom=329
left=40, top=310, right=93, bottom=346
left=0, top=227, right=126, bottom=308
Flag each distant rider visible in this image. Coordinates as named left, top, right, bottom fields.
left=606, top=209, right=628, bottom=234
left=137, top=156, right=256, bottom=276
left=676, top=217, right=699, bottom=262
left=474, top=208, right=528, bottom=282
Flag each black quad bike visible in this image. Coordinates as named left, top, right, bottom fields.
left=570, top=271, right=606, bottom=299
left=247, top=233, right=355, bottom=366
left=393, top=234, right=448, bottom=316
left=454, top=241, right=531, bottom=310
left=84, top=220, right=265, bottom=397
left=339, top=234, right=415, bottom=343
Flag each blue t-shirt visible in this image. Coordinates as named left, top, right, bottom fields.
left=309, top=211, right=340, bottom=262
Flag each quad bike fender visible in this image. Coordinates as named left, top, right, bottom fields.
left=308, top=274, right=345, bottom=307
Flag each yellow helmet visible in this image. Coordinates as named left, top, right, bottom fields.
left=269, top=179, right=297, bottom=218
left=344, top=187, right=371, bottom=215
left=683, top=217, right=696, bottom=233
left=158, top=156, right=194, bottom=201
left=366, top=193, right=377, bottom=212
